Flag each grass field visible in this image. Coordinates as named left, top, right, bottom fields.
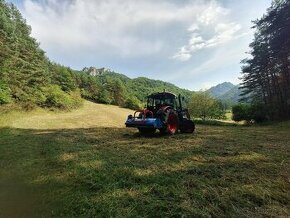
left=0, top=101, right=289, bottom=217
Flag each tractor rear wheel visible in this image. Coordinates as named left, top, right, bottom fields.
left=166, top=112, right=179, bottom=135
left=180, top=118, right=195, bottom=133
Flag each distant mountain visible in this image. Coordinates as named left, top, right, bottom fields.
left=207, top=82, right=235, bottom=98
left=207, top=82, right=241, bottom=103
left=219, top=86, right=242, bottom=102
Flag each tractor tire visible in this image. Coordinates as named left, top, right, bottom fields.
left=138, top=128, right=156, bottom=135
left=180, top=118, right=195, bottom=133
left=166, top=112, right=179, bottom=135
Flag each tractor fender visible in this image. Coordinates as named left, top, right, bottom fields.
left=156, top=106, right=173, bottom=122
left=157, top=106, right=179, bottom=134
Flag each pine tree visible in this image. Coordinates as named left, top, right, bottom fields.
left=240, top=0, right=290, bottom=120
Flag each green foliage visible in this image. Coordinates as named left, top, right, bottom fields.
left=107, top=78, right=126, bottom=106
left=97, top=88, right=112, bottom=104
left=0, top=81, right=12, bottom=104
left=50, top=63, right=77, bottom=92
left=77, top=70, right=193, bottom=109
left=124, top=96, right=141, bottom=110
left=232, top=104, right=251, bottom=122
left=43, top=85, right=83, bottom=110
left=240, top=0, right=290, bottom=120
left=232, top=103, right=268, bottom=123
left=189, top=92, right=225, bottom=120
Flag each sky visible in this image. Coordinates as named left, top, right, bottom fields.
left=9, top=0, right=272, bottom=91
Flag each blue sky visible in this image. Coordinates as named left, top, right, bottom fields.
left=9, top=0, right=271, bottom=90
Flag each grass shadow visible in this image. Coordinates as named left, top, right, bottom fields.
left=0, top=125, right=289, bottom=217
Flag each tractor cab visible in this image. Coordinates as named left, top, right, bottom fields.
left=146, top=92, right=178, bottom=117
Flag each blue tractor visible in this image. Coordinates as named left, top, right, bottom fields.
left=125, top=92, right=195, bottom=134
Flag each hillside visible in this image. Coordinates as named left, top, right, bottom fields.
left=81, top=68, right=194, bottom=105
left=0, top=100, right=133, bottom=129
left=1, top=102, right=289, bottom=217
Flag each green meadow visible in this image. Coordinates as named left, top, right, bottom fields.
left=0, top=101, right=289, bottom=217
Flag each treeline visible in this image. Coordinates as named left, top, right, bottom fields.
left=0, top=1, right=82, bottom=110
left=189, top=92, right=228, bottom=121
left=239, top=0, right=290, bottom=121
left=0, top=1, right=192, bottom=110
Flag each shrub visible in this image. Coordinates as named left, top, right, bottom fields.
left=0, top=82, right=12, bottom=104
left=232, top=103, right=268, bottom=123
left=232, top=104, right=251, bottom=122
left=43, top=85, right=83, bottom=110
left=124, top=96, right=141, bottom=110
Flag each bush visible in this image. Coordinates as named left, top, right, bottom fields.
left=124, top=96, right=141, bottom=110
left=232, top=104, right=251, bottom=122
left=232, top=103, right=268, bottom=123
left=43, top=85, right=83, bottom=110
left=0, top=82, right=12, bottom=104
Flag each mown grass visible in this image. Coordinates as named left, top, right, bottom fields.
left=0, top=101, right=289, bottom=217
left=0, top=101, right=133, bottom=129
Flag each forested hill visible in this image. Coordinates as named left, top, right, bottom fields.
left=81, top=67, right=193, bottom=102
left=0, top=1, right=192, bottom=110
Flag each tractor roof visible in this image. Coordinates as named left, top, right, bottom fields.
left=147, top=92, right=176, bottom=99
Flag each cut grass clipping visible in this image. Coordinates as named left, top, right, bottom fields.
left=0, top=101, right=289, bottom=217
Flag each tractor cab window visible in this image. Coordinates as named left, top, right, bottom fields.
left=147, top=97, right=176, bottom=109
left=163, top=98, right=176, bottom=108
left=147, top=97, right=155, bottom=108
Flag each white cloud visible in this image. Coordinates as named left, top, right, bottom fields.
left=22, top=0, right=214, bottom=58
left=172, top=2, right=245, bottom=62
left=197, top=2, right=229, bottom=25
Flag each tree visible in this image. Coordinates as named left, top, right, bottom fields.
left=124, top=96, right=141, bottom=110
left=0, top=81, right=12, bottom=104
left=232, top=103, right=268, bottom=123
left=240, top=0, right=290, bottom=121
left=188, top=92, right=225, bottom=120
left=50, top=63, right=77, bottom=92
